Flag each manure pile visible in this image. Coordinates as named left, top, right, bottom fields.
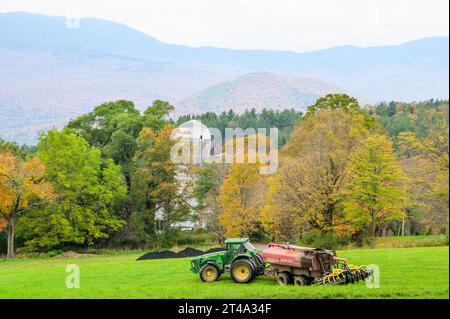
left=137, top=247, right=225, bottom=260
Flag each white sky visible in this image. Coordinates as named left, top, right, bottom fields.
left=1, top=0, right=448, bottom=52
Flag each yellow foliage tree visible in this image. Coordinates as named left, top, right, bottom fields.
left=339, top=134, right=406, bottom=248
left=264, top=108, right=370, bottom=238
left=259, top=173, right=294, bottom=241
left=218, top=162, right=265, bottom=238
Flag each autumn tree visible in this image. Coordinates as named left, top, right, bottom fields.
left=274, top=107, right=370, bottom=234
left=259, top=94, right=389, bottom=244
left=339, top=134, right=406, bottom=248
left=132, top=125, right=191, bottom=241
left=194, top=163, right=229, bottom=244
left=397, top=113, right=449, bottom=234
left=260, top=172, right=296, bottom=241
left=219, top=162, right=265, bottom=238
left=0, top=152, right=53, bottom=258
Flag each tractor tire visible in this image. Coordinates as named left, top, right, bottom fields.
left=200, top=263, right=220, bottom=282
left=254, top=253, right=265, bottom=275
left=293, top=275, right=311, bottom=286
left=231, top=259, right=255, bottom=283
left=276, top=272, right=293, bottom=285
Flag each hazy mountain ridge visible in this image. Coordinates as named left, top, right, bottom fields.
left=0, top=12, right=448, bottom=144
left=178, top=72, right=350, bottom=114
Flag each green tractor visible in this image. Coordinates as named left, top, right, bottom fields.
left=190, top=238, right=265, bottom=283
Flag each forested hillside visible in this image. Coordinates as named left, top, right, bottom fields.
left=177, top=72, right=348, bottom=115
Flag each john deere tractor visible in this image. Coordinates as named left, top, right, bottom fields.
left=190, top=238, right=265, bottom=283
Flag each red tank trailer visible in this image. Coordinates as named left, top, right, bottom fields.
left=262, top=243, right=370, bottom=286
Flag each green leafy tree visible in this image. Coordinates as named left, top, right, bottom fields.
left=305, top=94, right=360, bottom=115
left=17, top=130, right=126, bottom=251
left=0, top=139, right=31, bottom=159
left=65, top=99, right=175, bottom=246
left=66, top=100, right=143, bottom=190
left=143, top=100, right=175, bottom=131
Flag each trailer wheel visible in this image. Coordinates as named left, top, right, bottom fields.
left=276, top=272, right=292, bottom=285
left=293, top=275, right=311, bottom=286
left=200, top=263, right=220, bottom=282
left=231, top=259, right=254, bottom=283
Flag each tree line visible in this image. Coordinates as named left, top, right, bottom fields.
left=195, top=95, right=449, bottom=248
left=177, top=108, right=303, bottom=147
left=0, top=100, right=190, bottom=258
left=1, top=95, right=448, bottom=257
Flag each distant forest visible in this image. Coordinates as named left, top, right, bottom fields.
left=177, top=108, right=303, bottom=147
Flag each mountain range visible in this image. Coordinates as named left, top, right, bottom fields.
left=0, top=12, right=448, bottom=144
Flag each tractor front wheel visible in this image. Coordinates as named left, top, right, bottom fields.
left=200, top=263, right=220, bottom=282
left=231, top=259, right=255, bottom=283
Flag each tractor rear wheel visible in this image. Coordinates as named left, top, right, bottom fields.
left=254, top=253, right=265, bottom=275
left=293, top=275, right=311, bottom=286
left=276, top=272, right=293, bottom=285
left=200, top=263, right=220, bottom=282
left=231, top=259, right=255, bottom=283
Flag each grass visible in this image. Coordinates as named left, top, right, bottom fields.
left=0, top=246, right=448, bottom=299
left=372, top=235, right=448, bottom=248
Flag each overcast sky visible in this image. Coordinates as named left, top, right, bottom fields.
left=1, top=0, right=448, bottom=52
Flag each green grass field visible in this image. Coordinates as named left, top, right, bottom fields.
left=0, top=246, right=448, bottom=299
left=370, top=235, right=448, bottom=248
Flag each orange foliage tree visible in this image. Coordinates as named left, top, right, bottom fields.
left=0, top=152, right=54, bottom=258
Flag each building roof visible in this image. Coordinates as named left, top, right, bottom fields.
left=173, top=120, right=211, bottom=140
left=224, top=238, right=249, bottom=244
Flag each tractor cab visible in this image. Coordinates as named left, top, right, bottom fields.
left=225, top=238, right=256, bottom=260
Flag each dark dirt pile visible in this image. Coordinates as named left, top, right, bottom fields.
left=137, top=250, right=178, bottom=260
left=176, top=247, right=205, bottom=258
left=137, top=247, right=225, bottom=260
left=54, top=251, right=96, bottom=258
